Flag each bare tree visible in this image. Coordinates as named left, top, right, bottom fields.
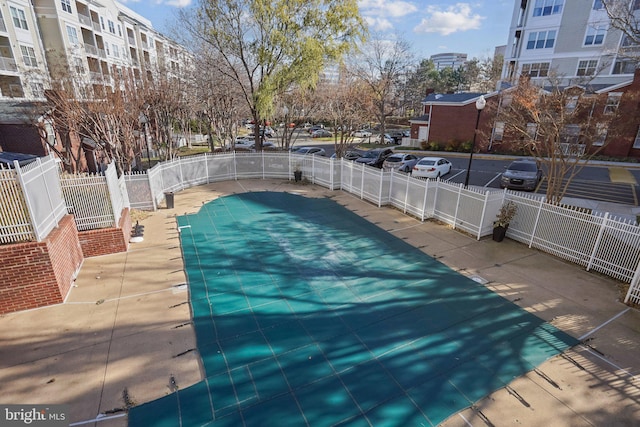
left=178, top=0, right=365, bottom=151
left=494, top=75, right=640, bottom=204
left=349, top=34, right=413, bottom=142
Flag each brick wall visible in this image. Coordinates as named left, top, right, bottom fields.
left=78, top=208, right=131, bottom=257
left=0, top=215, right=83, bottom=314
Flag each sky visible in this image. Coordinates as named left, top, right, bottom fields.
left=119, top=0, right=515, bottom=60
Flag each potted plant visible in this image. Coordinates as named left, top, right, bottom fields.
left=493, top=200, right=517, bottom=242
left=293, top=163, right=302, bottom=182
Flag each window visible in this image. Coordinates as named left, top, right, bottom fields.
left=634, top=0, right=640, bottom=11
left=622, top=35, right=640, bottom=47
left=566, top=95, right=579, bottom=113
left=585, top=26, right=606, bottom=46
left=100, top=16, right=105, bottom=30
left=613, top=59, right=637, bottom=74
left=10, top=7, right=28, bottom=30
left=66, top=25, right=79, bottom=45
left=108, top=20, right=115, bottom=34
left=118, top=24, right=122, bottom=37
left=61, top=0, right=72, bottom=13
left=522, top=62, right=550, bottom=77
left=604, top=92, right=622, bottom=114
left=527, top=30, right=556, bottom=50
left=30, top=83, right=44, bottom=98
left=577, top=60, right=598, bottom=76
left=492, top=122, right=505, bottom=141
left=527, top=123, right=538, bottom=139
left=20, top=45, right=37, bottom=67
left=594, top=123, right=607, bottom=146
left=74, top=58, right=84, bottom=74
left=105, top=43, right=110, bottom=55
left=633, top=126, right=640, bottom=149
left=593, top=0, right=604, bottom=10
left=113, top=44, right=119, bottom=58
left=562, top=125, right=581, bottom=145
left=533, top=0, right=563, bottom=16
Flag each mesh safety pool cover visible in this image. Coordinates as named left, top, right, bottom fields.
left=128, top=191, right=578, bottom=426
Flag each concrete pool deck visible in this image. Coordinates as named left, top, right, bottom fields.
left=0, top=179, right=638, bottom=426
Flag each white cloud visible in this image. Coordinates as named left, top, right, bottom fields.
left=364, top=16, right=395, bottom=32
left=359, top=0, right=418, bottom=19
left=413, top=3, right=484, bottom=36
left=164, top=0, right=192, bottom=7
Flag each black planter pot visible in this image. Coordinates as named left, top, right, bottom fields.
left=294, top=170, right=302, bottom=182
left=492, top=225, right=508, bottom=242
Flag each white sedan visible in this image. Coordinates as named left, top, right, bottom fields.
left=352, top=130, right=372, bottom=138
left=412, top=157, right=452, bottom=179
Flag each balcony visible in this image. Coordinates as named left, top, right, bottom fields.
left=78, top=13, right=92, bottom=27
left=0, top=56, right=18, bottom=72
left=84, top=43, right=98, bottom=56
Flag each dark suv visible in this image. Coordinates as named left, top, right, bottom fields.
left=354, top=148, right=394, bottom=168
left=500, top=160, right=542, bottom=191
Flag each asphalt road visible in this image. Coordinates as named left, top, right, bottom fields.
left=290, top=135, right=640, bottom=207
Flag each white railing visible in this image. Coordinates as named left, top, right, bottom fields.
left=12, top=155, right=67, bottom=241
left=125, top=152, right=640, bottom=305
left=1, top=151, right=640, bottom=305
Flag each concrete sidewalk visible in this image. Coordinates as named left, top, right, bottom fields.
left=0, top=179, right=638, bottom=426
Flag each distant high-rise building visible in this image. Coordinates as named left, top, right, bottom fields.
left=502, top=0, right=638, bottom=87
left=430, top=53, right=468, bottom=71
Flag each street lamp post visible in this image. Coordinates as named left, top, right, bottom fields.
left=464, top=95, right=486, bottom=188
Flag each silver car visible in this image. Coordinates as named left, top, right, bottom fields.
left=383, top=153, right=420, bottom=172
left=500, top=160, right=542, bottom=191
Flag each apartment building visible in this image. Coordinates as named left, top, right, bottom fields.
left=430, top=53, right=468, bottom=71
left=0, top=0, right=49, bottom=98
left=502, top=0, right=639, bottom=88
left=0, top=0, right=188, bottom=100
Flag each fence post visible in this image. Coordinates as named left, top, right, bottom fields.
left=421, top=179, right=429, bottom=221
left=389, top=168, right=394, bottom=206
left=233, top=151, right=238, bottom=180
left=587, top=212, right=609, bottom=272
left=529, top=197, right=544, bottom=248
left=13, top=160, right=42, bottom=241
left=477, top=191, right=489, bottom=240
left=360, top=163, right=365, bottom=200
left=104, top=163, right=120, bottom=227
left=452, top=182, right=462, bottom=230
left=404, top=172, right=410, bottom=214
left=147, top=169, right=157, bottom=211
left=329, top=157, right=333, bottom=189
left=625, top=259, right=640, bottom=303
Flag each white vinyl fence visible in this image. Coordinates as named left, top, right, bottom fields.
left=1, top=151, right=639, bottom=305
left=122, top=152, right=640, bottom=305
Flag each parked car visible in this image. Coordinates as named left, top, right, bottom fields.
left=311, top=129, right=333, bottom=138
left=354, top=148, right=394, bottom=168
left=500, top=159, right=542, bottom=191
left=383, top=153, right=420, bottom=172
left=372, top=133, right=394, bottom=144
left=352, top=129, right=373, bottom=138
left=388, top=130, right=409, bottom=143
left=331, top=150, right=364, bottom=160
left=295, top=147, right=326, bottom=156
left=412, top=157, right=452, bottom=178
left=251, top=126, right=276, bottom=138
left=307, top=125, right=324, bottom=134
left=233, top=138, right=255, bottom=150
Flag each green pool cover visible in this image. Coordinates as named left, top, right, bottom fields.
left=129, top=191, right=578, bottom=426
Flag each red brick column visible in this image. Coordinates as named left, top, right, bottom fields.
left=78, top=208, right=131, bottom=257
left=0, top=215, right=83, bottom=314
